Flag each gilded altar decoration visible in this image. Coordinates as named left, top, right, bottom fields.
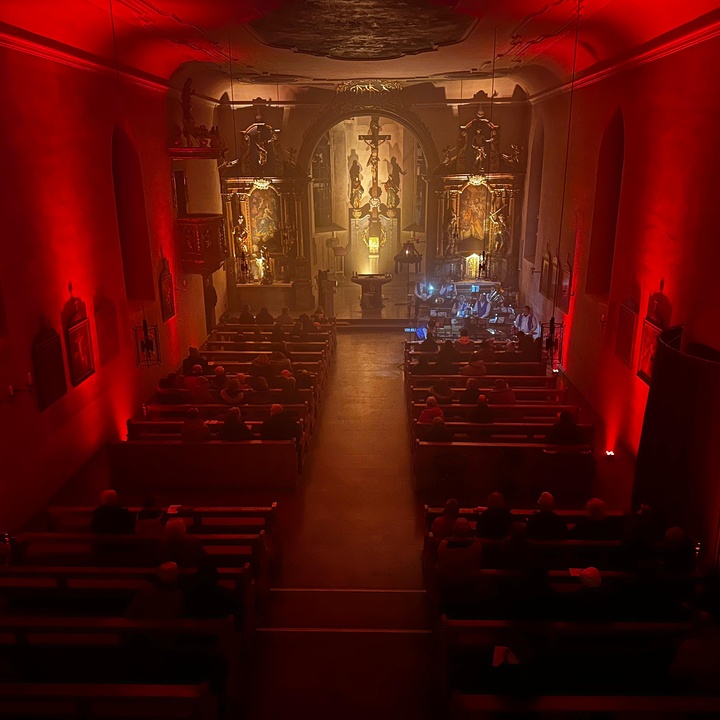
left=336, top=79, right=403, bottom=94
left=172, top=78, right=227, bottom=155
left=238, top=109, right=281, bottom=177
left=250, top=188, right=281, bottom=253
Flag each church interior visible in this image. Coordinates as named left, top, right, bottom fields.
left=1, top=0, right=720, bottom=717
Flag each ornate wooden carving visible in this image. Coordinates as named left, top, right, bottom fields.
left=177, top=214, right=227, bottom=274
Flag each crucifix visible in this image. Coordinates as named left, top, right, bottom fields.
left=359, top=116, right=391, bottom=198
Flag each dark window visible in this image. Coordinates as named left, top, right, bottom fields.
left=586, top=110, right=625, bottom=296
left=112, top=126, right=155, bottom=301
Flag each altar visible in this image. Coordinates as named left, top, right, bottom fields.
left=351, top=273, right=393, bottom=309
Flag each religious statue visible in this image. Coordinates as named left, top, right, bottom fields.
left=459, top=109, right=500, bottom=173
left=443, top=209, right=459, bottom=256
left=384, top=156, right=406, bottom=210
left=502, top=144, right=523, bottom=166
left=490, top=211, right=510, bottom=255
left=241, top=113, right=281, bottom=175
left=180, top=78, right=197, bottom=147
left=349, top=159, right=364, bottom=209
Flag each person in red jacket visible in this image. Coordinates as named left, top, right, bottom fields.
left=418, top=396, right=445, bottom=423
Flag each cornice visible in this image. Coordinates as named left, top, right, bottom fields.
left=0, top=22, right=169, bottom=94
left=530, top=12, right=720, bottom=104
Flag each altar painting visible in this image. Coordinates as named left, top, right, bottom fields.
left=249, top=188, right=281, bottom=252
left=459, top=184, right=490, bottom=240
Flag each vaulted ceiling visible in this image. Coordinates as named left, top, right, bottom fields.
left=2, top=1, right=719, bottom=96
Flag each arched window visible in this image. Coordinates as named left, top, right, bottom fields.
left=112, top=126, right=155, bottom=301
left=586, top=110, right=625, bottom=296
left=524, top=121, right=544, bottom=260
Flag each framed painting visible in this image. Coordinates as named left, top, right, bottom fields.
left=615, top=300, right=638, bottom=366
left=558, top=265, right=572, bottom=314
left=31, top=327, right=67, bottom=410
left=637, top=318, right=662, bottom=384
left=159, top=259, right=175, bottom=322
left=549, top=256, right=559, bottom=302
left=540, top=253, right=551, bottom=298
left=67, top=318, right=95, bottom=386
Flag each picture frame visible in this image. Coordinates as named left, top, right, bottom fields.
left=637, top=318, right=662, bottom=384
left=159, top=258, right=176, bottom=322
left=615, top=300, right=638, bottom=366
left=66, top=317, right=95, bottom=386
left=540, top=253, right=551, bottom=298
left=558, top=265, right=572, bottom=314
left=549, top=256, right=559, bottom=302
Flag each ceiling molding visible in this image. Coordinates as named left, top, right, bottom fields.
left=530, top=12, right=720, bottom=104
left=0, top=22, right=169, bottom=94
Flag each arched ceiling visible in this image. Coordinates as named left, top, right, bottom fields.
left=2, top=0, right=719, bottom=97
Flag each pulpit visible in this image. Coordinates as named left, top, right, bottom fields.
left=176, top=214, right=227, bottom=274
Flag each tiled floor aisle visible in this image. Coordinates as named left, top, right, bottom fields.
left=246, top=331, right=439, bottom=719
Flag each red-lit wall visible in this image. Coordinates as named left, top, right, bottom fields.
left=0, top=44, right=208, bottom=529
left=522, top=32, right=720, bottom=487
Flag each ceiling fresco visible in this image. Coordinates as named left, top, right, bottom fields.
left=247, top=0, right=477, bottom=60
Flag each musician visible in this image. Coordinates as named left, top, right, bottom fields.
left=514, top=305, right=539, bottom=336
left=453, top=295, right=471, bottom=318
left=474, top=293, right=492, bottom=320
left=414, top=275, right=432, bottom=319
left=439, top=276, right=456, bottom=300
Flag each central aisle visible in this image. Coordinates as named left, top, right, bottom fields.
left=247, top=332, right=437, bottom=719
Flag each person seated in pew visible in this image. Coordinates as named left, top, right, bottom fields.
left=127, top=561, right=184, bottom=619
left=260, top=403, right=301, bottom=441
left=427, top=416, right=454, bottom=442
left=430, top=498, right=460, bottom=540
left=660, top=526, right=697, bottom=575
left=468, top=395, right=494, bottom=424
left=184, top=558, right=243, bottom=623
left=91, top=489, right=135, bottom=535
left=476, top=492, right=513, bottom=540
left=516, top=331, right=541, bottom=361
left=249, top=353, right=274, bottom=383
left=289, top=321, right=308, bottom=341
left=294, top=369, right=314, bottom=390
left=437, top=518, right=482, bottom=586
left=418, top=333, right=439, bottom=352
left=570, top=498, right=615, bottom=540
left=461, top=378, right=481, bottom=404
left=459, top=351, right=487, bottom=377
left=157, top=518, right=207, bottom=568
left=475, top=339, right=496, bottom=362
left=498, top=521, right=537, bottom=571
left=135, top=494, right=166, bottom=537
left=277, top=306, right=294, bottom=326
left=210, top=365, right=228, bottom=392
left=238, top=303, right=255, bottom=325
left=156, top=375, right=186, bottom=405
left=671, top=610, right=720, bottom=691
left=181, top=346, right=209, bottom=376
left=312, top=305, right=328, bottom=323
left=453, top=328, right=475, bottom=353
left=246, top=376, right=273, bottom=405
left=183, top=365, right=214, bottom=405
left=278, top=376, right=304, bottom=405
left=219, top=407, right=254, bottom=441
left=298, top=313, right=313, bottom=332
left=269, top=350, right=293, bottom=376
left=181, top=408, right=212, bottom=443
left=270, top=323, right=286, bottom=342
left=418, top=396, right=445, bottom=424
left=488, top=378, right=516, bottom=405
left=434, top=340, right=462, bottom=371
left=565, top=567, right=619, bottom=622
left=232, top=332, right=249, bottom=350
left=545, top=410, right=585, bottom=445
left=255, top=306, right=275, bottom=325
left=410, top=357, right=433, bottom=376
left=428, top=377, right=454, bottom=405
left=219, top=378, right=245, bottom=405
left=526, top=492, right=568, bottom=540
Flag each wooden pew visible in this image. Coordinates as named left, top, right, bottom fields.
left=411, top=403, right=579, bottom=422
left=406, top=374, right=557, bottom=389
left=47, top=504, right=278, bottom=533
left=406, top=361, right=547, bottom=376
left=142, top=402, right=309, bottom=423
left=450, top=692, right=720, bottom=718
left=0, top=682, right=217, bottom=720
left=14, top=532, right=269, bottom=577
left=204, top=340, right=329, bottom=353
left=414, top=440, right=594, bottom=504
left=410, top=387, right=567, bottom=403
left=413, top=420, right=594, bottom=444
left=108, top=440, right=301, bottom=492
left=200, top=349, right=327, bottom=365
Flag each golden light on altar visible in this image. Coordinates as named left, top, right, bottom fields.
left=466, top=253, right=480, bottom=279
left=468, top=175, right=486, bottom=186
left=252, top=178, right=271, bottom=190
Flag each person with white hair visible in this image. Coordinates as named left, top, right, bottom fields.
left=570, top=498, right=615, bottom=540
left=127, top=561, right=184, bottom=619
left=260, top=404, right=301, bottom=441
left=90, top=489, right=134, bottom=535
left=525, top=492, right=568, bottom=540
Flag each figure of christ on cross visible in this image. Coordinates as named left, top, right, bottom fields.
left=359, top=116, right=391, bottom=197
